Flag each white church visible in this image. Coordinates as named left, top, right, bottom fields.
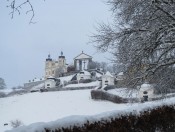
left=74, top=51, right=93, bottom=71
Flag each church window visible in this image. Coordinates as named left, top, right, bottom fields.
left=52, top=70, right=54, bottom=74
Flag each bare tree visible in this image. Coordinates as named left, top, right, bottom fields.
left=10, top=120, right=23, bottom=128
left=67, top=64, right=75, bottom=73
left=92, top=0, right=175, bottom=90
left=55, top=67, right=65, bottom=78
left=88, top=61, right=100, bottom=69
left=6, top=0, right=44, bottom=24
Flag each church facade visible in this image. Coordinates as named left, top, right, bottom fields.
left=45, top=52, right=67, bottom=79
left=45, top=51, right=93, bottom=79
left=74, top=51, right=92, bottom=71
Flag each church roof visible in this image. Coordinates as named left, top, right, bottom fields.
left=74, top=51, right=92, bottom=60
left=140, top=83, right=154, bottom=91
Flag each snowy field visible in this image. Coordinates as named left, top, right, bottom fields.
left=1, top=89, right=175, bottom=132
left=107, top=88, right=139, bottom=98
left=0, top=89, right=130, bottom=131
left=65, top=81, right=99, bottom=88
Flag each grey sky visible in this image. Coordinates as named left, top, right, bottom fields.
left=0, top=0, right=112, bottom=88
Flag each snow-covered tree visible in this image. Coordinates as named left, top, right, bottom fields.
left=92, top=0, right=175, bottom=90
left=88, top=61, right=101, bottom=69
left=55, top=67, right=65, bottom=78
left=0, top=78, right=6, bottom=89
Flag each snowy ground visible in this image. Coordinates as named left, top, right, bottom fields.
left=107, top=88, right=139, bottom=98
left=30, top=83, right=45, bottom=91
left=0, top=89, right=130, bottom=132
left=58, top=75, right=75, bottom=84
left=1, top=88, right=174, bottom=132
left=65, top=81, right=100, bottom=88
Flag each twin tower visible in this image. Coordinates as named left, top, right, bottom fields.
left=45, top=52, right=67, bottom=78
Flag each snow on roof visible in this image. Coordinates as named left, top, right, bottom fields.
left=47, top=76, right=55, bottom=79
left=104, top=71, right=114, bottom=77
left=78, top=70, right=91, bottom=76
left=96, top=72, right=103, bottom=78
left=45, top=79, right=55, bottom=82
left=140, top=83, right=154, bottom=91
left=118, top=72, right=124, bottom=76
left=58, top=74, right=75, bottom=83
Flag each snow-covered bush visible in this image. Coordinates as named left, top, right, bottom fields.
left=91, top=90, right=128, bottom=103
left=44, top=105, right=175, bottom=132
left=10, top=120, right=23, bottom=128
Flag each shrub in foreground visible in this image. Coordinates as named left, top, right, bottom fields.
left=44, top=105, right=175, bottom=132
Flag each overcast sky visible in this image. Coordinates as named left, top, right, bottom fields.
left=0, top=0, right=112, bottom=88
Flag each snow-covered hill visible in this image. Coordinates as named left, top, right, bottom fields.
left=3, top=90, right=175, bottom=132
left=0, top=89, right=128, bottom=131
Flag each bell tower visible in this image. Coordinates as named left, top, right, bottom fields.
left=58, top=51, right=66, bottom=67
left=45, top=54, right=53, bottom=78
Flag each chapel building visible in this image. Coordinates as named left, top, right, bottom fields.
left=74, top=51, right=92, bottom=71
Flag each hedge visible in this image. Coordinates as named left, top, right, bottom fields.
left=44, top=105, right=175, bottom=132
left=91, top=90, right=138, bottom=104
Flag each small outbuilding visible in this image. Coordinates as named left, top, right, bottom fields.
left=45, top=76, right=60, bottom=89
left=76, top=70, right=91, bottom=81
left=139, top=83, right=155, bottom=101
left=101, top=71, right=115, bottom=88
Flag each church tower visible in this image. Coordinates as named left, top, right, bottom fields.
left=58, top=51, right=66, bottom=67
left=45, top=54, right=54, bottom=78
